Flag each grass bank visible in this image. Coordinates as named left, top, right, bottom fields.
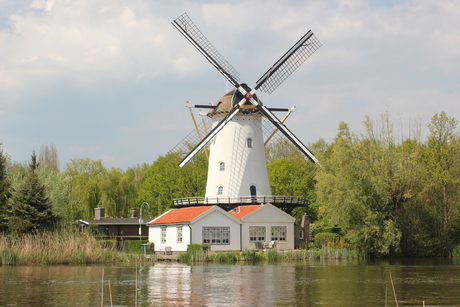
left=0, top=230, right=142, bottom=265
left=178, top=247, right=366, bottom=262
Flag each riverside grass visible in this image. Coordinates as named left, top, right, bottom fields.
left=0, top=230, right=143, bottom=265
left=178, top=246, right=366, bottom=262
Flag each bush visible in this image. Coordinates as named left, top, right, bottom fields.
left=127, top=240, right=148, bottom=254
left=314, top=233, right=341, bottom=248
left=312, top=226, right=341, bottom=237
left=187, top=244, right=209, bottom=253
left=452, top=245, right=460, bottom=257
left=241, top=249, right=261, bottom=261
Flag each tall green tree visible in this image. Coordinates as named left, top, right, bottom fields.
left=64, top=158, right=105, bottom=220
left=316, top=116, right=423, bottom=256
left=7, top=152, right=57, bottom=233
left=423, top=112, right=460, bottom=254
left=0, top=142, right=10, bottom=230
left=136, top=152, right=207, bottom=218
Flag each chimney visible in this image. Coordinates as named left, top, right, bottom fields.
left=131, top=208, right=138, bottom=218
left=95, top=206, right=105, bottom=220
left=301, top=214, right=310, bottom=243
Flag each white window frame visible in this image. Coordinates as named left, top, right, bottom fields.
left=177, top=226, right=183, bottom=243
left=247, top=138, right=253, bottom=148
left=271, top=226, right=287, bottom=242
left=218, top=186, right=223, bottom=195
left=161, top=226, right=167, bottom=244
left=219, top=162, right=225, bottom=171
left=202, top=227, right=230, bottom=245
left=299, top=229, right=304, bottom=240
left=249, top=226, right=266, bottom=242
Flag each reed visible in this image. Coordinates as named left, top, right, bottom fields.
left=178, top=247, right=364, bottom=263
left=0, top=229, right=140, bottom=265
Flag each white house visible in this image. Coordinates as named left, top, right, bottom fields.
left=229, top=203, right=296, bottom=251
left=148, top=203, right=298, bottom=252
left=148, top=206, right=241, bottom=252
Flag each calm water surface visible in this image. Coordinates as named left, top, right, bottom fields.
left=1, top=258, right=459, bottom=306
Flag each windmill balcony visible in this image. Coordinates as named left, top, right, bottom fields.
left=171, top=196, right=307, bottom=212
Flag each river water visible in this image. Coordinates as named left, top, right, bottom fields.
left=1, top=258, right=459, bottom=306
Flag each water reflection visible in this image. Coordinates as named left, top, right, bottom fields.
left=1, top=259, right=460, bottom=306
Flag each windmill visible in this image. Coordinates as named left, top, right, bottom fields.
left=171, top=13, right=321, bottom=212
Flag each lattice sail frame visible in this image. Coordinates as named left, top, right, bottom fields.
left=173, top=13, right=240, bottom=83
left=256, top=32, right=322, bottom=94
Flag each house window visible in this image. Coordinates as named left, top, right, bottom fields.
left=161, top=226, right=167, bottom=243
left=218, top=186, right=223, bottom=195
left=249, top=226, right=266, bottom=242
left=271, top=226, right=287, bottom=242
left=299, top=230, right=304, bottom=240
left=247, top=138, right=253, bottom=148
left=177, top=226, right=183, bottom=243
left=220, top=162, right=225, bottom=171
left=202, top=227, right=230, bottom=244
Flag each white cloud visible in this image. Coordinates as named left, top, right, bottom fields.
left=0, top=0, right=459, bottom=169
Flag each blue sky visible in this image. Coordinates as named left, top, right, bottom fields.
left=0, top=0, right=459, bottom=170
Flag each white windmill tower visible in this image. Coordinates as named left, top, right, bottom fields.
left=171, top=13, right=321, bottom=211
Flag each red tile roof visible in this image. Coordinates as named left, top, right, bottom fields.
left=148, top=206, right=213, bottom=225
left=228, top=205, right=262, bottom=219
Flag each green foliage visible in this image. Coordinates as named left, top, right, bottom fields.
left=241, top=249, right=262, bottom=261
left=127, top=239, right=148, bottom=254
left=452, top=245, right=460, bottom=257
left=422, top=112, right=460, bottom=255
left=267, top=144, right=318, bottom=222
left=0, top=143, right=10, bottom=230
left=314, top=233, right=341, bottom=248
left=187, top=244, right=209, bottom=253
left=62, top=159, right=148, bottom=221
left=136, top=152, right=207, bottom=218
left=7, top=152, right=58, bottom=233
left=312, top=226, right=341, bottom=237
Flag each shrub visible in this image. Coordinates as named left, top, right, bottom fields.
left=314, top=233, right=341, bottom=248
left=241, top=249, right=261, bottom=261
left=187, top=244, right=209, bottom=253
left=452, top=245, right=460, bottom=257
left=126, top=240, right=148, bottom=254
left=313, top=226, right=341, bottom=237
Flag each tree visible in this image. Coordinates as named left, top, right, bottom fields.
left=39, top=143, right=60, bottom=172
left=63, top=158, right=105, bottom=220
left=423, top=112, right=460, bottom=254
left=316, top=118, right=407, bottom=256
left=7, top=152, right=57, bottom=233
left=0, top=142, right=10, bottom=230
left=267, top=155, right=318, bottom=222
left=136, top=152, right=207, bottom=218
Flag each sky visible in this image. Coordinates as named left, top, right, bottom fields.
left=0, top=0, right=459, bottom=170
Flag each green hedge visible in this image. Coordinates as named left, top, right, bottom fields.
left=127, top=240, right=149, bottom=254
left=312, top=226, right=341, bottom=237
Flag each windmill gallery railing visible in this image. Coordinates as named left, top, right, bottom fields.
left=171, top=196, right=307, bottom=211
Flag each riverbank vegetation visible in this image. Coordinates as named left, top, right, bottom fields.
left=0, top=230, right=146, bottom=265
left=1, top=111, right=459, bottom=258
left=178, top=247, right=366, bottom=263
left=0, top=230, right=143, bottom=265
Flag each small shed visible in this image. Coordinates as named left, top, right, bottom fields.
left=79, top=206, right=153, bottom=240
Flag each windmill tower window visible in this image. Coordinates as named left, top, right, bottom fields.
left=219, top=162, right=225, bottom=171
left=218, top=186, right=223, bottom=195
left=247, top=138, right=253, bottom=148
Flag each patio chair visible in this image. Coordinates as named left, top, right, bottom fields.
left=164, top=246, right=172, bottom=255
left=266, top=241, right=276, bottom=249
left=254, top=241, right=264, bottom=250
